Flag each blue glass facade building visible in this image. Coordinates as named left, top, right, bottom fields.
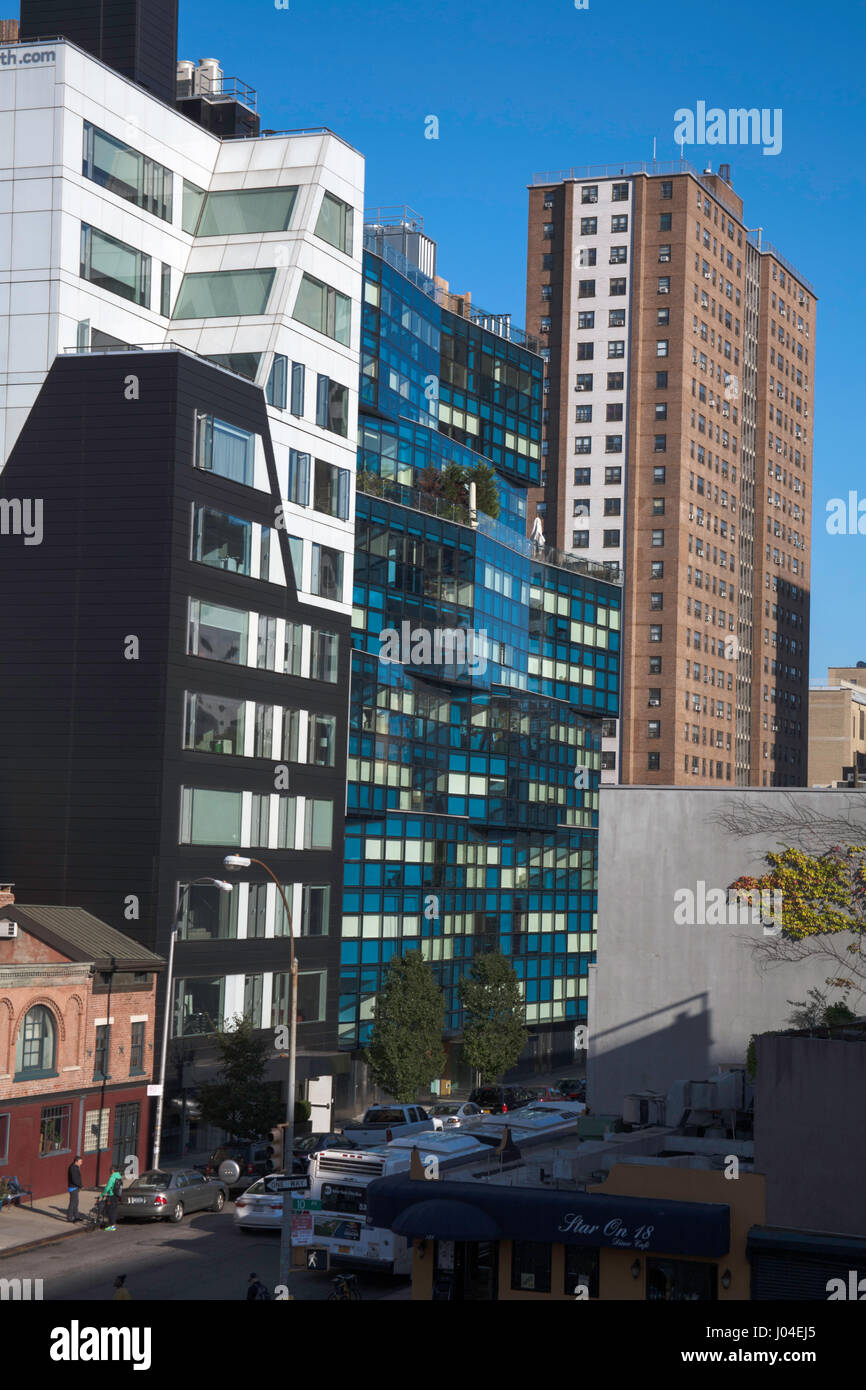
left=341, top=232, right=621, bottom=1067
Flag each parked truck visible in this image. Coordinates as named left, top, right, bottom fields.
left=339, top=1103, right=434, bottom=1147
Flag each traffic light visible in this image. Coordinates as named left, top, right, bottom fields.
left=268, top=1125, right=286, bottom=1170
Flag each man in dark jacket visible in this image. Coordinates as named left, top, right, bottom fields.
left=66, top=1155, right=83, bottom=1223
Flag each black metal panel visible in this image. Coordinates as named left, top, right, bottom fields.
left=20, top=0, right=179, bottom=106
left=0, top=350, right=350, bottom=1057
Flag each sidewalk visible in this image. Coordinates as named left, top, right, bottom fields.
left=0, top=1190, right=95, bottom=1258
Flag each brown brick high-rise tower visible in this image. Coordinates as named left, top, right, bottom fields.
left=527, top=162, right=814, bottom=788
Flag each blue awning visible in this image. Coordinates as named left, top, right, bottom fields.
left=366, top=1176, right=730, bottom=1256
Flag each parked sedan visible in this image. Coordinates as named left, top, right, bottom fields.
left=118, top=1169, right=227, bottom=1223
left=234, top=1173, right=293, bottom=1232
left=427, top=1101, right=482, bottom=1129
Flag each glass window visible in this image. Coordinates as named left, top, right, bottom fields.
left=287, top=449, right=310, bottom=506
left=282, top=707, right=301, bottom=761
left=266, top=354, right=288, bottom=408
left=180, top=787, right=242, bottom=845
left=195, top=414, right=256, bottom=487
left=291, top=361, right=305, bottom=416
left=293, top=273, right=351, bottom=345
left=244, top=974, right=264, bottom=1028
left=192, top=505, right=252, bottom=575
left=284, top=623, right=304, bottom=677
left=188, top=598, right=249, bottom=666
left=204, top=353, right=262, bottom=381
left=161, top=262, right=171, bottom=317
left=178, top=881, right=238, bottom=941
left=304, top=799, right=333, bottom=850
left=197, top=187, right=297, bottom=236
left=278, top=797, right=297, bottom=849
left=309, top=712, right=337, bottom=765
left=311, top=544, right=344, bottom=601
left=83, top=122, right=172, bottom=221
left=303, top=884, right=330, bottom=936
left=315, top=191, right=353, bottom=255
left=83, top=1107, right=110, bottom=1153
left=182, top=179, right=206, bottom=234
left=297, top=971, right=326, bottom=1024
left=565, top=1247, right=599, bottom=1298
left=311, top=629, right=339, bottom=683
left=184, top=691, right=245, bottom=755
left=40, top=1103, right=72, bottom=1155
left=94, top=1023, right=110, bottom=1079
left=510, top=1241, right=551, bottom=1293
left=258, top=614, right=277, bottom=670
left=0, top=1113, right=8, bottom=1165
left=129, top=1022, right=145, bottom=1072
left=313, top=459, right=350, bottom=520
left=249, top=792, right=270, bottom=847
left=316, top=375, right=350, bottom=436
left=16, top=1006, right=56, bottom=1076
left=80, top=224, right=151, bottom=307
left=647, top=1258, right=717, bottom=1300
left=254, top=702, right=274, bottom=758
left=173, top=978, right=225, bottom=1038
left=172, top=268, right=275, bottom=319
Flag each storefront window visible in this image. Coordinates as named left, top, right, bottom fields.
left=646, top=1257, right=718, bottom=1301
left=564, top=1245, right=599, bottom=1298
left=510, top=1240, right=552, bottom=1293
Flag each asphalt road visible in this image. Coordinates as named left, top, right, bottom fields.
left=2, top=1205, right=409, bottom=1302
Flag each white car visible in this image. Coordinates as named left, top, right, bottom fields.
left=233, top=1172, right=289, bottom=1231
left=427, top=1101, right=483, bottom=1130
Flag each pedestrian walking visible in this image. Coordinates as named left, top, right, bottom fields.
left=246, top=1272, right=271, bottom=1300
left=100, top=1169, right=124, bottom=1232
left=113, top=1275, right=132, bottom=1301
left=66, top=1155, right=83, bottom=1223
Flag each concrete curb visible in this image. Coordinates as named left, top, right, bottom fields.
left=0, top=1224, right=88, bottom=1260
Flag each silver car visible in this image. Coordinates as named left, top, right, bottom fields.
left=118, top=1168, right=228, bottom=1223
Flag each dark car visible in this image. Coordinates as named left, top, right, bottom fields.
left=118, top=1168, right=227, bottom=1223
left=291, top=1133, right=362, bottom=1170
left=558, top=1077, right=587, bottom=1102
left=468, top=1085, right=535, bottom=1114
left=203, top=1139, right=311, bottom=1193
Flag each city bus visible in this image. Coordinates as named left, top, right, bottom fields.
left=307, top=1105, right=585, bottom=1274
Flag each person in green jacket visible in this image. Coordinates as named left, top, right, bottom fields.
left=101, top=1169, right=123, bottom=1231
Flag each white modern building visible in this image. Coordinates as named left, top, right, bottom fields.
left=1, top=36, right=362, bottom=621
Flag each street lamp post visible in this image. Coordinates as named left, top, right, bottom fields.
left=224, top=854, right=298, bottom=1290
left=151, top=877, right=233, bottom=1171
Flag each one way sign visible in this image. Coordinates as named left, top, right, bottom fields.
left=306, top=1247, right=329, bottom=1271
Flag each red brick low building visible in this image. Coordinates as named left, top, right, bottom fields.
left=0, top=889, right=164, bottom=1199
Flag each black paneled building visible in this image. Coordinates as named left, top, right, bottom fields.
left=0, top=350, right=350, bottom=1152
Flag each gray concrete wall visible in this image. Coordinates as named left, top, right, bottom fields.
left=755, top=1033, right=866, bottom=1237
left=589, top=787, right=865, bottom=1112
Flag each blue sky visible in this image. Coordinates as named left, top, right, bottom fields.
left=181, top=0, right=865, bottom=677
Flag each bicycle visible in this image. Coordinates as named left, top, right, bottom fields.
left=328, top=1272, right=362, bottom=1301
left=84, top=1196, right=109, bottom=1232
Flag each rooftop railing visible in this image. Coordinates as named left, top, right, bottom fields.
left=176, top=74, right=257, bottom=111
left=356, top=473, right=623, bottom=585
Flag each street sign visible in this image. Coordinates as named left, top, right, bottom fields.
left=291, top=1197, right=322, bottom=1211
left=272, top=1176, right=309, bottom=1192
left=306, top=1247, right=329, bottom=1271
left=292, top=1211, right=314, bottom=1245
left=146, top=1084, right=162, bottom=1097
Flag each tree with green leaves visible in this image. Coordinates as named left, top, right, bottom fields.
left=728, top=841, right=866, bottom=1004
left=197, top=1015, right=282, bottom=1141
left=365, top=951, right=446, bottom=1102
left=458, top=951, right=528, bottom=1083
